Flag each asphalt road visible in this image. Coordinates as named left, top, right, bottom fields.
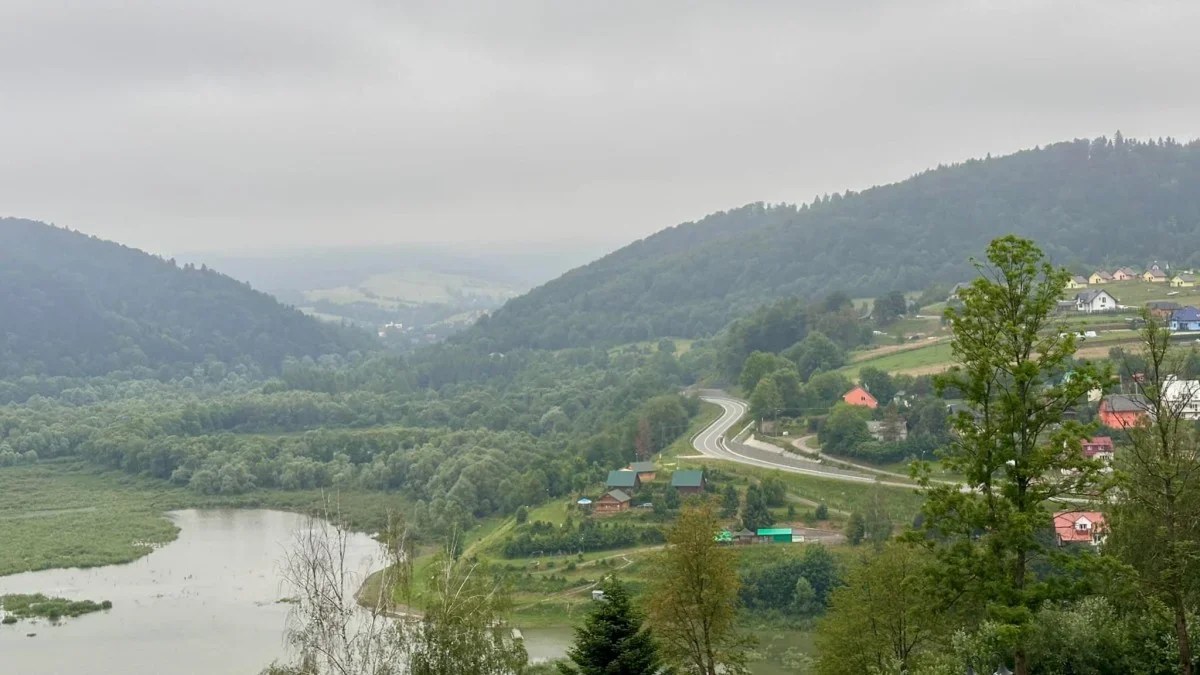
left=692, top=394, right=916, bottom=489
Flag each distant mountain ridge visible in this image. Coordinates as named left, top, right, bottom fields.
left=0, top=218, right=373, bottom=378
left=470, top=136, right=1200, bottom=350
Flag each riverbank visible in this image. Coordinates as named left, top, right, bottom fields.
left=0, top=460, right=408, bottom=577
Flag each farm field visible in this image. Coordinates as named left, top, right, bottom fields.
left=304, top=269, right=521, bottom=308
left=841, top=340, right=954, bottom=378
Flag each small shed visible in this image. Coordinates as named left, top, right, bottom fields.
left=732, top=529, right=757, bottom=545
left=671, top=470, right=706, bottom=494
left=757, top=528, right=793, bottom=543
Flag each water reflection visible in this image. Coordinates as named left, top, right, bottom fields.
left=0, top=509, right=382, bottom=675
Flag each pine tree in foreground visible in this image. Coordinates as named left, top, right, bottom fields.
left=559, top=577, right=661, bottom=675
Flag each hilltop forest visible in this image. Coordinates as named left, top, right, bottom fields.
left=473, top=136, right=1200, bottom=350
left=0, top=218, right=374, bottom=378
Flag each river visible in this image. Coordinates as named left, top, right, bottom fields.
left=0, top=509, right=571, bottom=674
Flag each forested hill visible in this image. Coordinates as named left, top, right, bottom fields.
left=472, top=136, right=1200, bottom=350
left=0, top=218, right=373, bottom=377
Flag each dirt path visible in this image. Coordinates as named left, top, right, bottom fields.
left=851, top=337, right=949, bottom=363
left=513, top=547, right=661, bottom=610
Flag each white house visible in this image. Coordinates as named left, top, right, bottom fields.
left=1163, top=376, right=1200, bottom=420
left=1074, top=289, right=1117, bottom=314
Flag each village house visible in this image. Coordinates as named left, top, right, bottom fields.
left=1113, top=267, right=1137, bottom=281
left=1081, top=436, right=1115, bottom=461
left=1172, top=273, right=1197, bottom=288
left=1067, top=275, right=1089, bottom=290
left=1098, top=394, right=1149, bottom=429
left=1088, top=270, right=1113, bottom=285
left=1169, top=306, right=1200, bottom=332
left=1053, top=511, right=1107, bottom=547
left=1163, top=376, right=1200, bottom=419
left=1146, top=301, right=1181, bottom=319
left=670, top=469, right=706, bottom=495
left=594, top=489, right=631, bottom=514
left=1143, top=266, right=1168, bottom=283
left=867, top=419, right=908, bottom=442
left=842, top=385, right=878, bottom=409
left=1074, top=289, right=1117, bottom=314
left=626, top=461, right=657, bottom=483
left=606, top=469, right=641, bottom=492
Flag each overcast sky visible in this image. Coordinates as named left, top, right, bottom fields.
left=1, top=0, right=1198, bottom=256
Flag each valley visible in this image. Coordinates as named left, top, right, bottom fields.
left=5, top=136, right=1200, bottom=674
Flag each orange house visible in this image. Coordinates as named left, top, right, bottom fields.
left=1098, top=394, right=1148, bottom=429
left=842, top=386, right=878, bottom=409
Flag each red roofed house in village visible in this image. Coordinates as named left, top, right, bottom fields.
left=842, top=386, right=878, bottom=409
left=1053, top=511, right=1107, bottom=547
left=1081, top=436, right=1115, bottom=461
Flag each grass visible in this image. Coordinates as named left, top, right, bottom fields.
left=840, top=341, right=955, bottom=378
left=1072, top=279, right=1200, bottom=307
left=678, top=458, right=926, bottom=524
left=0, top=593, right=112, bottom=623
left=0, top=460, right=410, bottom=577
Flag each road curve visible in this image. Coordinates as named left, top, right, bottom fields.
left=692, top=394, right=916, bottom=489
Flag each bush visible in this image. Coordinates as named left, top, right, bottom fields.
left=815, top=503, right=829, bottom=520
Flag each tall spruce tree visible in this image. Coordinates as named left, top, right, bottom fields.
left=915, top=235, right=1107, bottom=675
left=742, top=484, right=774, bottom=531
left=559, top=577, right=661, bottom=675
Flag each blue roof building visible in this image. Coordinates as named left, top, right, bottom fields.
left=1170, top=307, right=1200, bottom=332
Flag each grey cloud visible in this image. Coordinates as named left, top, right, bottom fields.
left=0, top=0, right=1197, bottom=254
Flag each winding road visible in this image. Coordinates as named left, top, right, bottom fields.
left=691, top=392, right=916, bottom=489
left=692, top=392, right=1091, bottom=506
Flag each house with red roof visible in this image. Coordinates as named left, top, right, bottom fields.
left=842, top=386, right=878, bottom=409
left=1053, top=511, right=1106, bottom=547
left=1081, top=436, right=1114, bottom=461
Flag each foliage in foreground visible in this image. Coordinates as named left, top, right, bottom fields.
left=559, top=577, right=662, bottom=675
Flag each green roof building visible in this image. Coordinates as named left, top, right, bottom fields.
left=606, top=470, right=640, bottom=490
left=671, top=470, right=706, bottom=493
left=756, top=528, right=793, bottom=543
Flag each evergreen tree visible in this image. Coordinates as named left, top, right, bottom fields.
left=742, top=484, right=774, bottom=531
left=720, top=484, right=740, bottom=518
left=559, top=577, right=662, bottom=675
left=844, top=512, right=866, bottom=546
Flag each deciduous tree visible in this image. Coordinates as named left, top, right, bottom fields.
left=647, top=501, right=753, bottom=675
left=1107, top=314, right=1200, bottom=675
left=915, top=235, right=1108, bottom=675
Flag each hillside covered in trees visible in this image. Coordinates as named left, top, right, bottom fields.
left=0, top=218, right=373, bottom=377
left=472, top=136, right=1200, bottom=350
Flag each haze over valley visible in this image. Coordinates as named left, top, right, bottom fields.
left=4, top=3, right=1200, bottom=675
